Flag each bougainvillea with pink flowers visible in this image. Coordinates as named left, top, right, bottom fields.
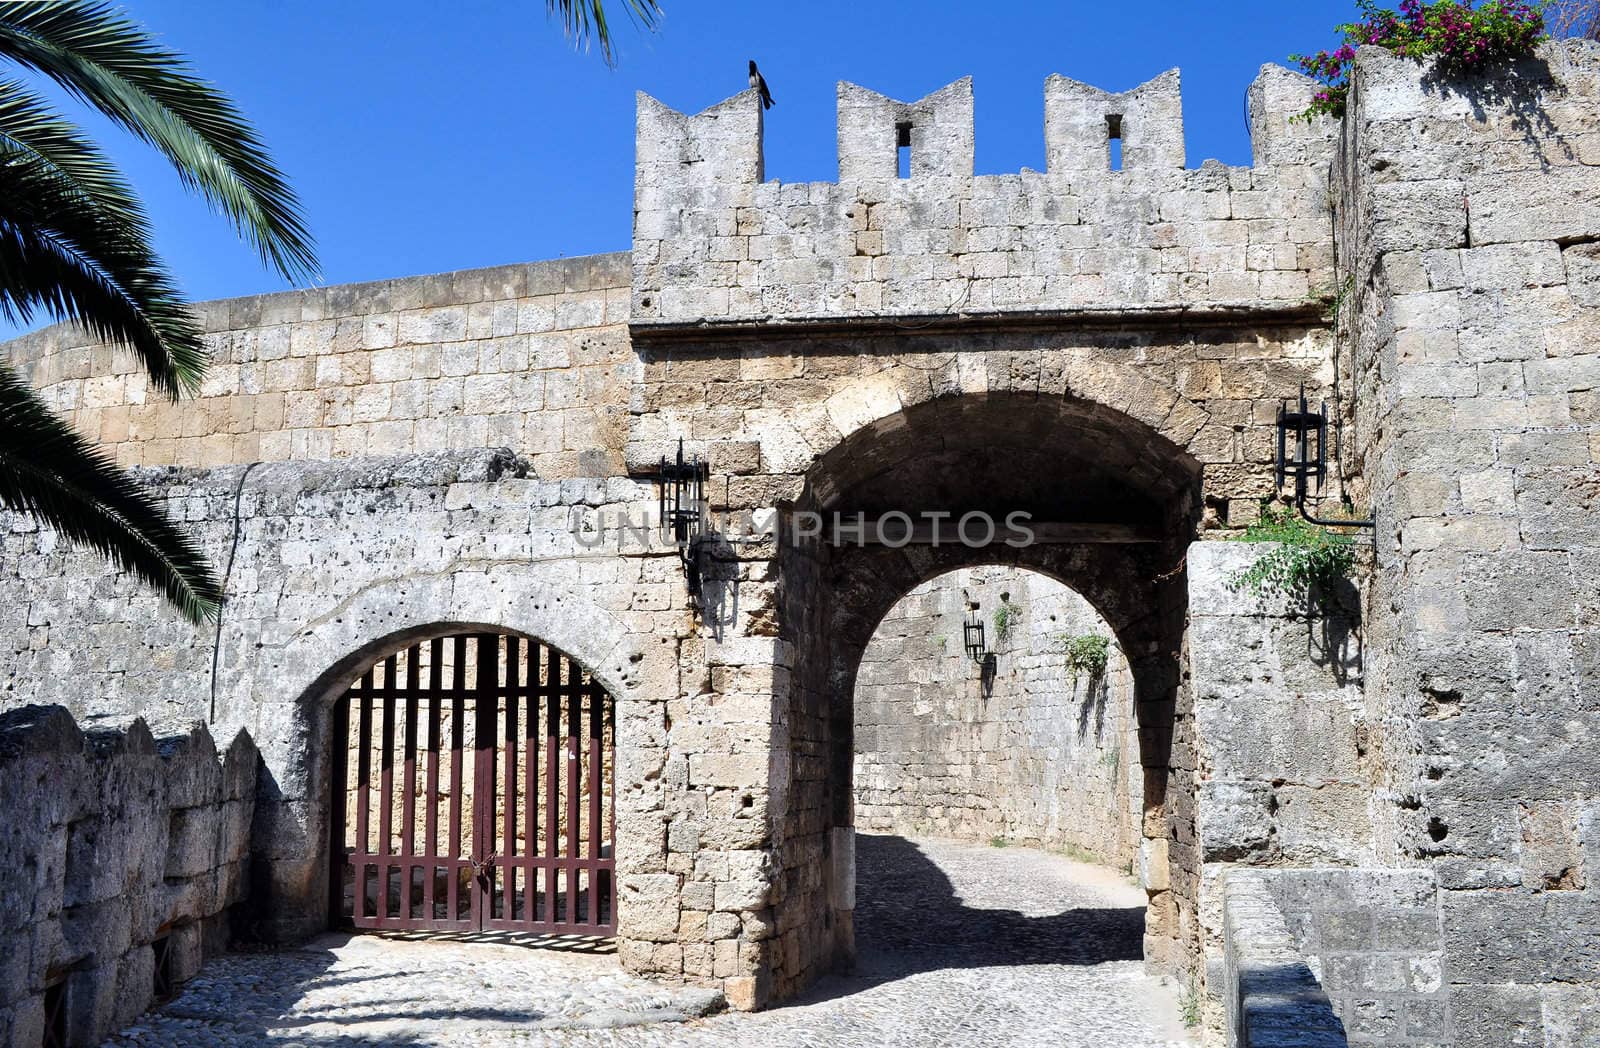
left=1293, top=0, right=1547, bottom=119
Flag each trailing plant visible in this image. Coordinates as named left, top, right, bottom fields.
left=992, top=599, right=1022, bottom=647
left=1228, top=503, right=1359, bottom=605
left=1062, top=633, right=1111, bottom=680
left=1292, top=0, right=1546, bottom=120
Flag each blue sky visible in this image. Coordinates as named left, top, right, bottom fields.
left=30, top=1, right=1359, bottom=311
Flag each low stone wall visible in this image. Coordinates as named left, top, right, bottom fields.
left=1222, top=868, right=1446, bottom=1047
left=852, top=567, right=1140, bottom=869
left=1222, top=873, right=1346, bottom=1047
left=0, top=706, right=257, bottom=1048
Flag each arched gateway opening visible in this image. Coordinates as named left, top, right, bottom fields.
left=327, top=631, right=617, bottom=936
left=849, top=565, right=1154, bottom=978
left=853, top=566, right=1141, bottom=863
left=768, top=390, right=1202, bottom=997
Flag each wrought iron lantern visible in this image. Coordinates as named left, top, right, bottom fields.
left=1275, top=386, right=1373, bottom=528
left=658, top=438, right=710, bottom=596
left=963, top=609, right=987, bottom=661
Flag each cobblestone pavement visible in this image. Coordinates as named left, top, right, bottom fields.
left=105, top=835, right=1195, bottom=1047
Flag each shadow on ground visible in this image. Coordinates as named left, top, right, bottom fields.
left=786, top=833, right=1145, bottom=1008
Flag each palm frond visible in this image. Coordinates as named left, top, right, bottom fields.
left=546, top=0, right=661, bottom=66
left=0, top=143, right=205, bottom=397
left=0, top=78, right=147, bottom=231
left=0, top=362, right=221, bottom=623
left=0, top=0, right=318, bottom=282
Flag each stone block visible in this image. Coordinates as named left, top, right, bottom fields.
left=1197, top=781, right=1275, bottom=862
left=164, top=806, right=219, bottom=880
left=619, top=873, right=681, bottom=941
left=1469, top=166, right=1600, bottom=246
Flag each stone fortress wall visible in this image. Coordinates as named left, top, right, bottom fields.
left=1338, top=41, right=1600, bottom=1046
left=0, top=707, right=258, bottom=1048
left=631, top=68, right=1335, bottom=329
left=6, top=254, right=635, bottom=478
left=0, top=38, right=1597, bottom=1048
left=853, top=566, right=1141, bottom=869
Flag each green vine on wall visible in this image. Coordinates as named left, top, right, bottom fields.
left=992, top=600, right=1023, bottom=647
left=1227, top=503, right=1359, bottom=607
left=1060, top=633, right=1110, bottom=680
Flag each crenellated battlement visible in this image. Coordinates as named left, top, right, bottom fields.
left=1044, top=69, right=1184, bottom=173
left=837, top=77, right=975, bottom=181
left=631, top=67, right=1338, bottom=328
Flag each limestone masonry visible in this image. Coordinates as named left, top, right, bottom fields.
left=3, top=40, right=1600, bottom=1048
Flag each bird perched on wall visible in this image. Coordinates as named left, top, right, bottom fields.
left=749, top=60, right=775, bottom=110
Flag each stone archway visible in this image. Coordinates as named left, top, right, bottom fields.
left=765, top=390, right=1203, bottom=998
left=236, top=570, right=657, bottom=944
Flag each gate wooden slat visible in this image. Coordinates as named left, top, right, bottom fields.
left=402, top=646, right=419, bottom=919
left=354, top=672, right=372, bottom=920
left=472, top=634, right=498, bottom=926
left=525, top=641, right=541, bottom=924
left=588, top=682, right=603, bottom=926
left=565, top=656, right=580, bottom=929
left=424, top=638, right=442, bottom=920
left=378, top=654, right=397, bottom=922
left=503, top=635, right=519, bottom=921
left=448, top=636, right=466, bottom=924
left=546, top=652, right=562, bottom=925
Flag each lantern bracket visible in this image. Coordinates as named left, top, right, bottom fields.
left=658, top=438, right=711, bottom=599
left=1275, top=387, right=1374, bottom=530
left=963, top=610, right=987, bottom=661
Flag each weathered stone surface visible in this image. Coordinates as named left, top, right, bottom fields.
left=1342, top=38, right=1600, bottom=1048
left=0, top=707, right=255, bottom=1048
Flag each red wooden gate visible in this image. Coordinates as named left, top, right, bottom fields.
left=330, top=632, right=615, bottom=936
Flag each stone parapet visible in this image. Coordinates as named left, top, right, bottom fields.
left=0, top=706, right=257, bottom=1048
left=1223, top=868, right=1447, bottom=1047
left=1222, top=872, right=1347, bottom=1048
left=632, top=67, right=1338, bottom=328
left=7, top=254, right=633, bottom=478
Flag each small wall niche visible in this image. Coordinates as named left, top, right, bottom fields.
left=1106, top=114, right=1124, bottom=171
left=896, top=121, right=912, bottom=179
left=43, top=976, right=67, bottom=1048
left=152, top=932, right=174, bottom=1001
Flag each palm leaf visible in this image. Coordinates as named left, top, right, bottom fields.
left=0, top=139, right=205, bottom=397
left=547, top=0, right=662, bottom=66
left=0, top=362, right=221, bottom=623
left=0, top=77, right=147, bottom=234
left=0, top=0, right=318, bottom=282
